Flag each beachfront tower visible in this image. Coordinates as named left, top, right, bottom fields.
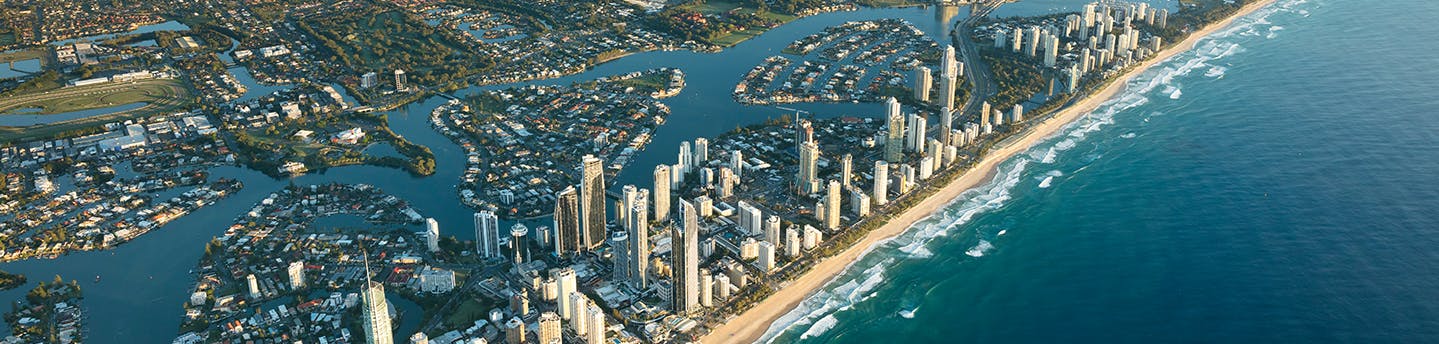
left=885, top=98, right=905, bottom=162
left=579, top=155, right=606, bottom=249
left=826, top=180, right=842, bottom=230
left=874, top=161, right=890, bottom=205
left=940, top=107, right=953, bottom=145
left=939, top=74, right=957, bottom=110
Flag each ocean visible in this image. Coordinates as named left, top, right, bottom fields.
left=760, top=0, right=1439, bottom=342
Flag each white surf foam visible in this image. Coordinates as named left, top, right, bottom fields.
left=761, top=1, right=1306, bottom=338
left=965, top=240, right=994, bottom=257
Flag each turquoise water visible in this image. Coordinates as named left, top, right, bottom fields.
left=2, top=0, right=1436, bottom=342
left=763, top=0, right=1439, bottom=342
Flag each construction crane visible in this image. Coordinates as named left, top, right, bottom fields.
left=775, top=106, right=811, bottom=124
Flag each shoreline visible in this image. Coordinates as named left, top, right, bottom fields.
left=699, top=0, right=1279, bottom=342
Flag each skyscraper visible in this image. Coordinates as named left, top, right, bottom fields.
left=538, top=312, right=561, bottom=344
left=913, top=66, right=932, bottom=102
left=885, top=98, right=905, bottom=162
left=730, top=151, right=745, bottom=178
left=694, top=138, right=709, bottom=164
left=825, top=180, right=842, bottom=230
left=672, top=200, right=701, bottom=314
left=511, top=224, right=530, bottom=266
left=738, top=201, right=763, bottom=236
left=941, top=45, right=959, bottom=78
left=553, top=186, right=581, bottom=258
left=475, top=210, right=501, bottom=259
left=874, top=160, right=890, bottom=205
left=393, top=69, right=406, bottom=90
left=579, top=155, right=606, bottom=250
left=610, top=231, right=631, bottom=287
left=361, top=259, right=393, bottom=344
left=764, top=215, right=782, bottom=247
left=288, top=261, right=305, bottom=289
left=625, top=192, right=650, bottom=289
left=797, top=140, right=821, bottom=195
left=425, top=218, right=440, bottom=253
left=361, top=72, right=378, bottom=89
left=504, top=317, right=525, bottom=344
left=841, top=153, right=853, bottom=187
left=939, top=74, right=957, bottom=110
left=939, top=107, right=953, bottom=145
left=586, top=303, right=607, bottom=344
left=653, top=165, right=671, bottom=221
left=907, top=112, right=927, bottom=154
left=554, top=267, right=577, bottom=319
left=618, top=185, right=639, bottom=228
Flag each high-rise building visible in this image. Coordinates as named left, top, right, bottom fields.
left=554, top=267, right=577, bottom=319
left=695, top=195, right=713, bottom=218
left=1012, top=27, right=1025, bottom=52
left=504, top=317, right=525, bottom=344
left=247, top=274, right=260, bottom=298
left=425, top=218, right=440, bottom=252
left=939, top=74, right=957, bottom=110
left=907, top=112, right=927, bottom=154
left=796, top=140, right=821, bottom=195
left=610, top=231, right=632, bottom=287
left=839, top=155, right=854, bottom=190
left=941, top=45, right=959, bottom=78
left=512, top=289, right=530, bottom=316
left=511, top=224, right=530, bottom=266
left=585, top=304, right=607, bottom=344
left=288, top=261, right=305, bottom=289
left=694, top=138, right=709, bottom=164
left=885, top=98, right=905, bottom=162
left=718, top=167, right=737, bottom=198
left=873, top=160, right=889, bottom=205
left=361, top=72, right=378, bottom=89
left=1012, top=105, right=1025, bottom=123
left=850, top=187, right=871, bottom=217
left=625, top=195, right=649, bottom=289
left=653, top=165, right=671, bottom=221
left=699, top=268, right=714, bottom=307
left=1044, top=34, right=1060, bottom=67
left=475, top=210, right=501, bottom=258
left=678, top=141, right=692, bottom=177
left=361, top=260, right=393, bottom=344
left=825, top=180, right=842, bottom=230
left=785, top=226, right=802, bottom=257
left=737, top=201, right=763, bottom=236
left=758, top=241, right=777, bottom=272
left=1026, top=26, right=1041, bottom=56
left=538, top=312, right=561, bottom=343
left=912, top=66, right=932, bottom=102
left=618, top=185, right=638, bottom=229
left=795, top=119, right=814, bottom=151
left=579, top=155, right=606, bottom=250
left=554, top=186, right=581, bottom=258
left=803, top=225, right=823, bottom=250
left=939, top=107, right=953, bottom=145
left=568, top=293, right=589, bottom=336
left=672, top=200, right=701, bottom=314
left=730, top=151, right=745, bottom=178
left=394, top=69, right=406, bottom=90
left=764, top=215, right=782, bottom=247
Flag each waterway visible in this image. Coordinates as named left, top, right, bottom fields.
left=1, top=1, right=1212, bottom=342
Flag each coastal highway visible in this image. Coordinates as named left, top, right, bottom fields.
left=952, top=1, right=1006, bottom=121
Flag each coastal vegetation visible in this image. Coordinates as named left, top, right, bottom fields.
left=0, top=270, right=25, bottom=291
left=297, top=7, right=494, bottom=89
left=231, top=111, right=436, bottom=177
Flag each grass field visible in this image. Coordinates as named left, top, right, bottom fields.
left=0, top=79, right=192, bottom=143
left=682, top=0, right=799, bottom=47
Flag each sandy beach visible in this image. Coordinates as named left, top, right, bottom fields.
left=699, top=1, right=1278, bottom=343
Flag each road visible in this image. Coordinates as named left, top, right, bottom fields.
left=952, top=0, right=1008, bottom=120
